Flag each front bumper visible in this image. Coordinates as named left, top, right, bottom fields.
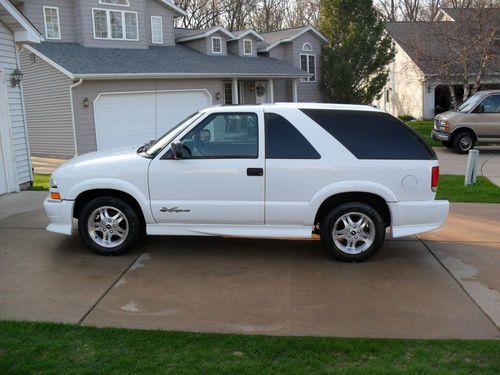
left=431, top=130, right=451, bottom=142
left=43, top=196, right=74, bottom=235
left=388, top=200, right=449, bottom=238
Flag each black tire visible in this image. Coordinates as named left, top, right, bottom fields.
left=78, top=196, right=143, bottom=256
left=441, top=140, right=452, bottom=148
left=452, top=131, right=475, bottom=154
left=319, top=202, right=385, bottom=262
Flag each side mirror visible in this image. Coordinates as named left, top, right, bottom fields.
left=171, top=141, right=183, bottom=159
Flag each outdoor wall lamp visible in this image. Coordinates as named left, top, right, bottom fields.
left=215, top=91, right=221, bottom=101
left=250, top=83, right=255, bottom=92
left=11, top=68, right=23, bottom=88
left=82, top=97, right=90, bottom=108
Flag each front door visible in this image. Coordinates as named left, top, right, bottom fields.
left=148, top=110, right=265, bottom=224
left=255, top=81, right=268, bottom=104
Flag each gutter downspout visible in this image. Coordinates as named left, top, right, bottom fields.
left=69, top=78, right=83, bottom=157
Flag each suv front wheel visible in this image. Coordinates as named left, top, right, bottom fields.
left=453, top=131, right=475, bottom=154
left=319, top=202, right=385, bottom=262
left=78, top=196, right=143, bottom=256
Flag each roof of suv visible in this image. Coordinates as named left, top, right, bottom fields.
left=206, top=103, right=385, bottom=113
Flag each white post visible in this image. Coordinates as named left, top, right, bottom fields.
left=292, top=79, right=298, bottom=102
left=268, top=79, right=274, bottom=103
left=464, top=149, right=480, bottom=185
left=232, top=77, right=239, bottom=104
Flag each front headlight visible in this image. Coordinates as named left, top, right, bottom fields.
left=438, top=120, right=449, bottom=132
left=49, top=175, right=57, bottom=189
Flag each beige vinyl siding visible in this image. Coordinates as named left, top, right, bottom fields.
left=73, top=79, right=223, bottom=154
left=20, top=48, right=75, bottom=158
left=145, top=0, right=175, bottom=46
left=22, top=0, right=76, bottom=43
left=0, top=22, right=32, bottom=185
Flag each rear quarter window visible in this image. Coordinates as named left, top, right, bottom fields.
left=301, top=109, right=437, bottom=160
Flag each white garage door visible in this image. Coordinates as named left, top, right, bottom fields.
left=94, top=90, right=211, bottom=151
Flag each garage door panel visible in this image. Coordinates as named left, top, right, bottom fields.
left=94, top=90, right=211, bottom=151
left=156, top=91, right=211, bottom=135
left=95, top=93, right=156, bottom=150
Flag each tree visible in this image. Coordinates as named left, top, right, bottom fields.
left=319, top=0, right=396, bottom=104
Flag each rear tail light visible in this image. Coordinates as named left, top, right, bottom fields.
left=431, top=166, right=439, bottom=192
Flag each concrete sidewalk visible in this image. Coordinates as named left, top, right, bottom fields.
left=435, top=146, right=500, bottom=186
left=0, top=192, right=498, bottom=339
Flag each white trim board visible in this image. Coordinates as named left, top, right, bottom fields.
left=0, top=0, right=42, bottom=43
left=176, top=26, right=234, bottom=42
left=259, top=26, right=328, bottom=52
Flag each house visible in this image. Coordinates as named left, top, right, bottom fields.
left=375, top=7, right=500, bottom=119
left=0, top=0, right=41, bottom=195
left=15, top=0, right=327, bottom=158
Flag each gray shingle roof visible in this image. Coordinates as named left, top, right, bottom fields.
left=260, top=26, right=309, bottom=45
left=385, top=19, right=499, bottom=75
left=30, top=42, right=309, bottom=78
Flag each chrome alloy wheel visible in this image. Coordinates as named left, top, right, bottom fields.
left=460, top=136, right=472, bottom=151
left=332, top=212, right=376, bottom=254
left=87, top=206, right=129, bottom=248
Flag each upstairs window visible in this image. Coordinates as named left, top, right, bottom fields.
left=302, top=42, right=313, bottom=52
left=151, top=16, right=163, bottom=44
left=99, top=0, right=130, bottom=6
left=212, top=37, right=222, bottom=53
left=300, top=54, right=316, bottom=82
left=93, top=8, right=138, bottom=40
left=243, top=39, right=252, bottom=55
left=43, top=6, right=61, bottom=40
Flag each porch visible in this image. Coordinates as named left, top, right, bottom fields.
left=221, top=78, right=300, bottom=105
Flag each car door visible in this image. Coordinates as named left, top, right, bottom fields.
left=475, top=94, right=500, bottom=139
left=148, top=110, right=265, bottom=224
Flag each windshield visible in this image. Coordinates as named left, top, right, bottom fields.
left=457, top=93, right=484, bottom=113
left=144, top=112, right=203, bottom=156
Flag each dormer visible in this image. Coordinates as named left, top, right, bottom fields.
left=175, top=26, right=234, bottom=56
left=227, top=29, right=263, bottom=57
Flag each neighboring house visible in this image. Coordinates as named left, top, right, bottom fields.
left=15, top=0, right=327, bottom=158
left=376, top=8, right=500, bottom=119
left=0, top=0, right=41, bottom=195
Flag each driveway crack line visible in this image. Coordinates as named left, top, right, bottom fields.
left=77, top=239, right=151, bottom=325
left=418, top=236, right=500, bottom=333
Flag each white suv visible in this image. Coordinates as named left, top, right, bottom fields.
left=44, top=103, right=449, bottom=262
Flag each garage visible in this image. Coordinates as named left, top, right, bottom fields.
left=94, top=90, right=212, bottom=151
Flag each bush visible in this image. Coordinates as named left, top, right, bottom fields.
left=398, top=114, right=415, bottom=121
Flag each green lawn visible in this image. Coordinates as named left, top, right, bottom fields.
left=437, top=175, right=500, bottom=204
left=30, top=173, right=50, bottom=191
left=0, top=321, right=499, bottom=374
left=405, top=120, right=441, bottom=147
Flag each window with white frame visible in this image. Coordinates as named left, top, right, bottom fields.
left=99, top=0, right=130, bottom=6
left=43, top=6, right=61, bottom=40
left=243, top=39, right=252, bottom=55
left=212, top=37, right=222, bottom=53
left=93, top=8, right=138, bottom=40
left=300, top=54, right=316, bottom=82
left=302, top=42, right=313, bottom=52
left=151, top=16, right=163, bottom=44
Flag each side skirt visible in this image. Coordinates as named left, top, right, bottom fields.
left=146, top=224, right=313, bottom=238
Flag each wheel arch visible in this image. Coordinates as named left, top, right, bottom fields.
left=313, top=192, right=391, bottom=228
left=451, top=126, right=477, bottom=141
left=73, top=188, right=146, bottom=227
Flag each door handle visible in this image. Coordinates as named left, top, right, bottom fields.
left=247, top=168, right=263, bottom=176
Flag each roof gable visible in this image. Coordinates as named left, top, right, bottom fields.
left=157, top=0, right=187, bottom=17
left=175, top=26, right=234, bottom=42
left=0, top=0, right=41, bottom=43
left=259, top=26, right=328, bottom=52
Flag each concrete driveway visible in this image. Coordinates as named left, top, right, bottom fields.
left=0, top=192, right=499, bottom=339
left=435, top=146, right=500, bottom=185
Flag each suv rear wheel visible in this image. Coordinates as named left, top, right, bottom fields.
left=452, top=131, right=475, bottom=154
left=78, top=196, right=143, bottom=256
left=319, top=202, right=385, bottom=262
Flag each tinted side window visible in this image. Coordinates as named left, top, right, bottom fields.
left=265, top=113, right=320, bottom=159
left=301, top=109, right=436, bottom=160
left=180, top=112, right=258, bottom=158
